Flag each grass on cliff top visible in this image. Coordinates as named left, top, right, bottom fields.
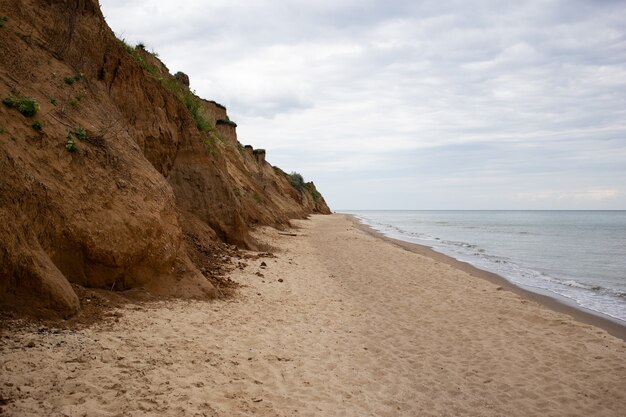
left=117, top=38, right=224, bottom=150
left=117, top=37, right=214, bottom=134
left=163, top=77, right=215, bottom=133
left=290, top=171, right=322, bottom=201
left=289, top=172, right=305, bottom=192
left=118, top=38, right=159, bottom=76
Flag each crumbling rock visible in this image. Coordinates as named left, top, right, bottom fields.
left=0, top=0, right=330, bottom=319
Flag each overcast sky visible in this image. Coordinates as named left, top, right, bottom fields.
left=100, top=0, right=626, bottom=210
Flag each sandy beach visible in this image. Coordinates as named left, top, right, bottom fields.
left=1, top=214, right=625, bottom=416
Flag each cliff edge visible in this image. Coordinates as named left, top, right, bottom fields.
left=0, top=0, right=330, bottom=318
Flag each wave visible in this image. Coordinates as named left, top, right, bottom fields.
left=354, top=214, right=626, bottom=323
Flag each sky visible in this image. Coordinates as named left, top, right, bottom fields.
left=99, top=0, right=626, bottom=210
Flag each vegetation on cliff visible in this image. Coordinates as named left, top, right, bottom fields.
left=0, top=0, right=330, bottom=319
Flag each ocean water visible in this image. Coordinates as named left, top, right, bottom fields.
left=344, top=210, right=626, bottom=323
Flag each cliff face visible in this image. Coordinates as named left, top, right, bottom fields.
left=0, top=0, right=330, bottom=318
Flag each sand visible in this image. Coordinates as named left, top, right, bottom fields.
left=1, top=214, right=625, bottom=416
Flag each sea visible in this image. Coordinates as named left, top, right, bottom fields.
left=344, top=210, right=626, bottom=324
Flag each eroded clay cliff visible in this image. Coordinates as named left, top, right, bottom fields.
left=0, top=0, right=330, bottom=318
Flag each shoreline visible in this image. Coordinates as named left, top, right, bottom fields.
left=1, top=214, right=625, bottom=416
left=346, top=214, right=626, bottom=341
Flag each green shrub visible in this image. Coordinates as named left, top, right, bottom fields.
left=69, top=98, right=78, bottom=107
left=64, top=74, right=83, bottom=85
left=118, top=38, right=158, bottom=75
left=310, top=189, right=321, bottom=201
left=18, top=97, right=39, bottom=116
left=49, top=98, right=57, bottom=106
left=0, top=16, right=7, bottom=28
left=5, top=97, right=39, bottom=116
left=3, top=96, right=40, bottom=116
left=66, top=135, right=77, bottom=152
left=73, top=127, right=87, bottom=140
left=2, top=96, right=15, bottom=108
left=32, top=120, right=42, bottom=131
left=63, top=128, right=87, bottom=152
left=182, top=91, right=212, bottom=131
left=289, top=172, right=305, bottom=192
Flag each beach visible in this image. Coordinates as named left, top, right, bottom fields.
left=1, top=213, right=625, bottom=416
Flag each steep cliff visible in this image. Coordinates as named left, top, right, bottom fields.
left=0, top=0, right=330, bottom=318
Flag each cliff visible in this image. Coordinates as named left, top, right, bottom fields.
left=0, top=0, right=330, bottom=319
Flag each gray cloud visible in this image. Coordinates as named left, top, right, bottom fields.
left=101, top=0, right=626, bottom=209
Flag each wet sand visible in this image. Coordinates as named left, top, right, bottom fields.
left=349, top=215, right=626, bottom=341
left=1, top=214, right=625, bottom=416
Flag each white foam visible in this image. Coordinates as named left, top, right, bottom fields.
left=351, top=212, right=626, bottom=323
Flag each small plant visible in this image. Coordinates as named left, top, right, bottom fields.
left=289, top=172, right=305, bottom=192
left=49, top=98, right=57, bottom=106
left=64, top=73, right=83, bottom=85
left=69, top=97, right=78, bottom=107
left=0, top=126, right=5, bottom=134
left=0, top=16, right=7, bottom=28
left=18, top=97, right=39, bottom=116
left=73, top=127, right=87, bottom=140
left=65, top=135, right=77, bottom=152
left=2, top=96, right=15, bottom=108
left=32, top=120, right=42, bottom=131
left=3, top=96, right=40, bottom=116
left=182, top=91, right=212, bottom=131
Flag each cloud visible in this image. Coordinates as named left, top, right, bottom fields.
left=100, top=0, right=626, bottom=209
left=516, top=189, right=619, bottom=202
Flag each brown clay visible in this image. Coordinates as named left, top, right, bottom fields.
left=0, top=0, right=329, bottom=319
